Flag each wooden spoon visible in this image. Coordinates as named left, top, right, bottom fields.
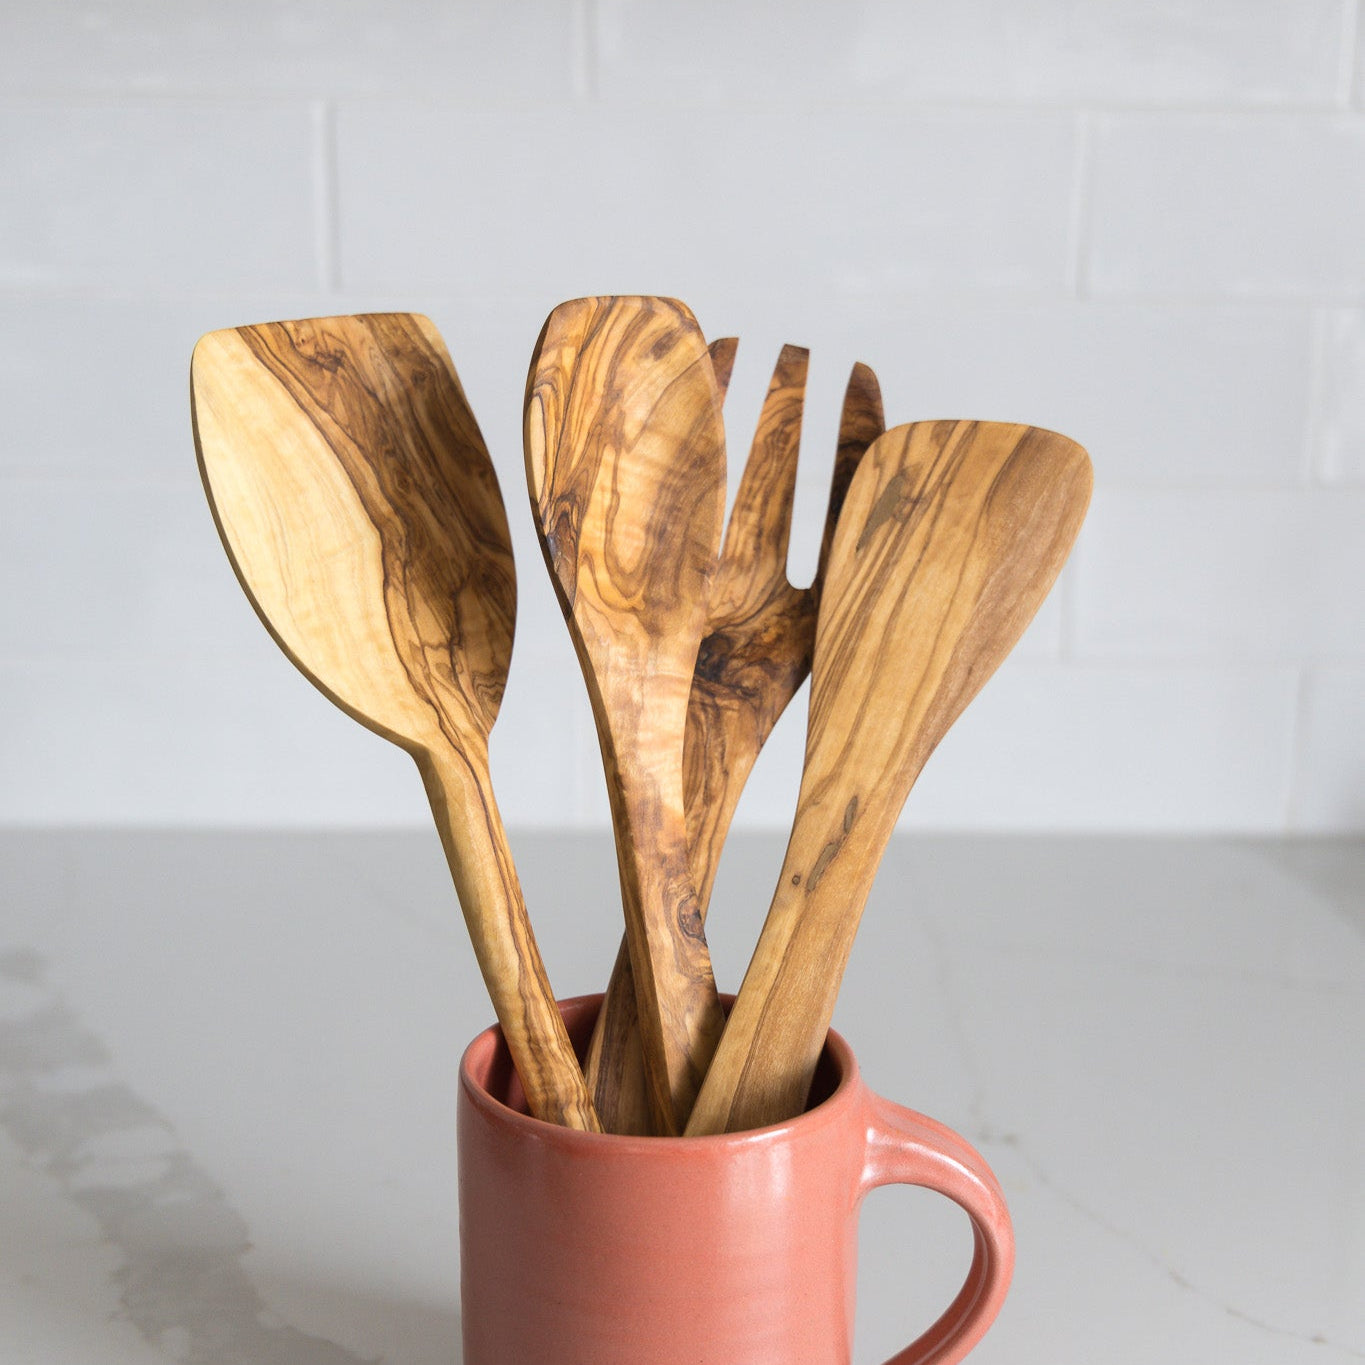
left=191, top=312, right=599, bottom=1132
left=524, top=295, right=728, bottom=1135
left=685, top=420, right=1093, bottom=1135
left=586, top=342, right=885, bottom=1132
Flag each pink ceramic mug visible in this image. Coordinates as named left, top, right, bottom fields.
left=458, top=995, right=1013, bottom=1365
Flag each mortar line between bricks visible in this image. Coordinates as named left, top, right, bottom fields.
left=3, top=92, right=1365, bottom=116
left=1064, top=110, right=1094, bottom=301
left=1055, top=561, right=1081, bottom=664
left=572, top=0, right=598, bottom=102
left=1303, top=306, right=1331, bottom=487
left=0, top=281, right=1347, bottom=311
left=1336, top=0, right=1361, bottom=106
left=1285, top=665, right=1311, bottom=833
left=312, top=98, right=341, bottom=294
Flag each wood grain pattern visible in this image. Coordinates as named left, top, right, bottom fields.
left=524, top=296, right=727, bottom=1135
left=706, top=335, right=739, bottom=402
left=685, top=420, right=1093, bottom=1136
left=586, top=346, right=886, bottom=1133
left=191, top=313, right=599, bottom=1132
left=687, top=351, right=885, bottom=909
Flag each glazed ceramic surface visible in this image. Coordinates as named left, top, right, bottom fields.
left=457, top=995, right=1014, bottom=1365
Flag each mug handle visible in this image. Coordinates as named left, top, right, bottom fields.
left=859, top=1089, right=1015, bottom=1365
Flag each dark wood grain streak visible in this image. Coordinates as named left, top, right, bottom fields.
left=586, top=346, right=886, bottom=1133
left=707, top=335, right=738, bottom=401
left=238, top=318, right=513, bottom=735
left=686, top=419, right=1092, bottom=1135
left=192, top=313, right=599, bottom=1131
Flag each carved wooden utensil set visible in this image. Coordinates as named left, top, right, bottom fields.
left=191, top=296, right=1092, bottom=1139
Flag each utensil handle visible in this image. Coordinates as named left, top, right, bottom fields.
left=582, top=942, right=654, bottom=1134
left=612, top=802, right=726, bottom=1136
left=586, top=742, right=736, bottom=1134
left=418, top=747, right=599, bottom=1132
left=587, top=668, right=778, bottom=1133
left=859, top=1090, right=1014, bottom=1365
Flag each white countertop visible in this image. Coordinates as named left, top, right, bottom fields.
left=1, top=830, right=1361, bottom=1364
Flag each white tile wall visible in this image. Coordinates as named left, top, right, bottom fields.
left=0, top=103, right=320, bottom=292
left=1313, top=308, right=1365, bottom=481
left=596, top=0, right=1350, bottom=107
left=0, top=656, right=431, bottom=825
left=1087, top=114, right=1365, bottom=299
left=334, top=103, right=1078, bottom=299
left=1074, top=489, right=1365, bottom=661
left=767, top=299, right=1317, bottom=487
left=903, top=661, right=1301, bottom=832
left=0, top=2, right=585, bottom=100
left=0, top=474, right=252, bottom=662
left=0, top=299, right=236, bottom=476
left=1, top=1, right=1362, bottom=831
left=1294, top=667, right=1365, bottom=829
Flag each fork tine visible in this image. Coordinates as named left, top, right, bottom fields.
left=815, top=360, right=884, bottom=592
left=716, top=344, right=809, bottom=599
left=707, top=336, right=739, bottom=403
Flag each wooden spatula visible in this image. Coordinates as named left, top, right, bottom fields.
left=191, top=313, right=599, bottom=1131
left=524, top=296, right=728, bottom=1135
left=685, top=420, right=1093, bottom=1135
left=585, top=342, right=885, bottom=1132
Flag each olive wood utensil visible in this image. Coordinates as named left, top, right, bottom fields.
left=191, top=313, right=599, bottom=1132
left=686, top=346, right=885, bottom=907
left=524, top=295, right=728, bottom=1135
left=685, top=419, right=1093, bottom=1136
left=586, top=341, right=885, bottom=1133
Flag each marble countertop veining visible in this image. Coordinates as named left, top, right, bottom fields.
left=0, top=831, right=1361, bottom=1364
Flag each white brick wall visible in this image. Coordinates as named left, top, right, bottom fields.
left=1, top=0, right=1361, bottom=831
left=1086, top=114, right=1365, bottom=298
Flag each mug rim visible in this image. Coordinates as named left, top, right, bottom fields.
left=459, top=992, right=863, bottom=1149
